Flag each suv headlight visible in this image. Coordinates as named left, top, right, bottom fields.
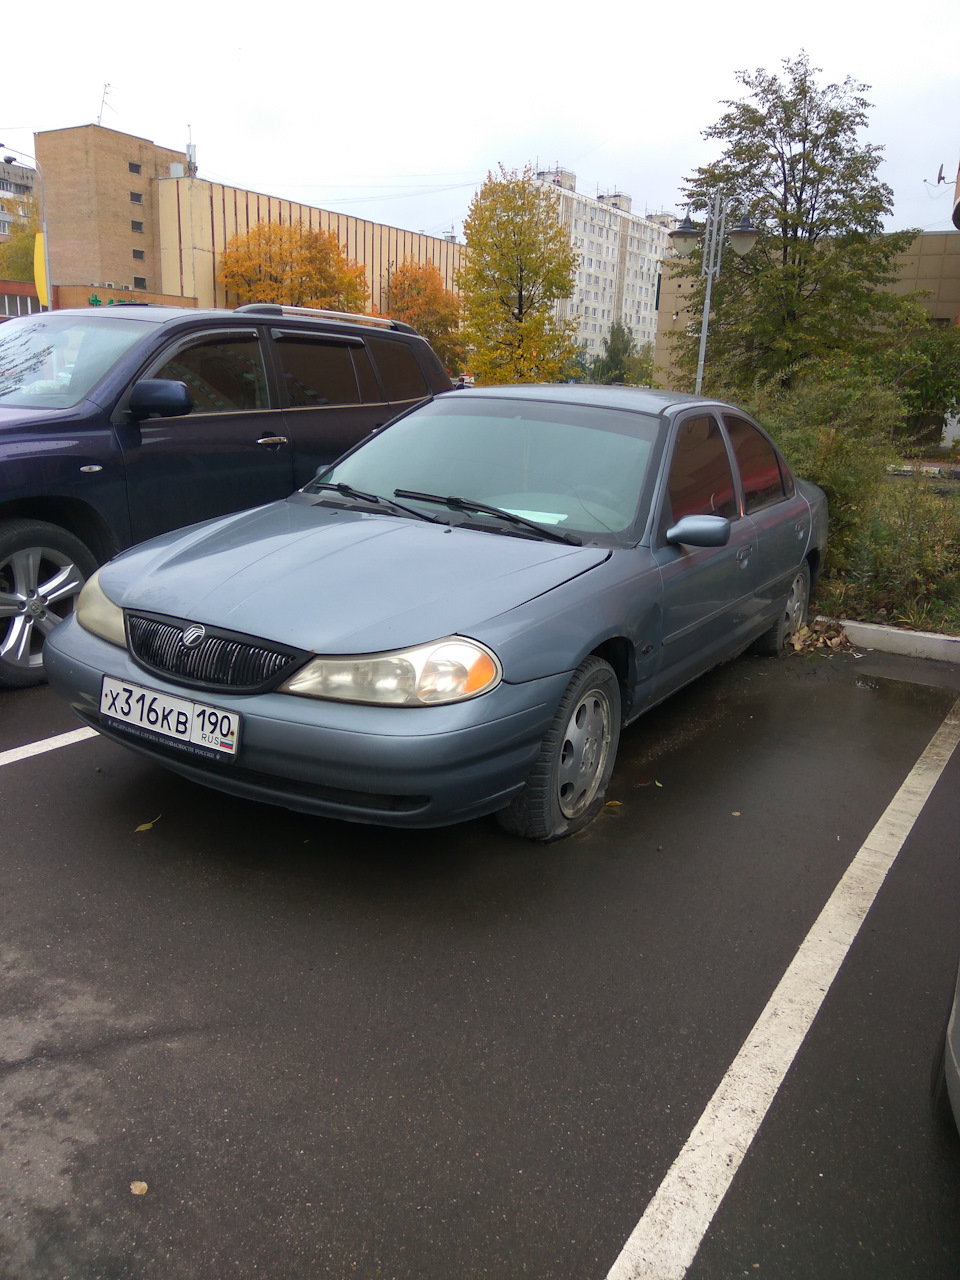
left=279, top=637, right=501, bottom=706
left=76, top=569, right=127, bottom=648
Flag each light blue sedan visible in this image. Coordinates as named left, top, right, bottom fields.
left=44, top=385, right=827, bottom=840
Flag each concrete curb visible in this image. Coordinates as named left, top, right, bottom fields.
left=823, top=618, right=960, bottom=663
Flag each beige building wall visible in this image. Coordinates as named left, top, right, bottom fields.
left=158, top=178, right=462, bottom=313
left=654, top=230, right=960, bottom=391
left=36, top=125, right=186, bottom=295
left=887, top=231, right=960, bottom=322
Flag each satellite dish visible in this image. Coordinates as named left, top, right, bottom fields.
left=937, top=164, right=945, bottom=184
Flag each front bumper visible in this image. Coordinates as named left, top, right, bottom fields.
left=44, top=616, right=571, bottom=829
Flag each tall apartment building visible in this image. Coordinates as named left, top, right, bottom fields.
left=534, top=167, right=673, bottom=354
left=0, top=158, right=38, bottom=237
left=31, top=124, right=461, bottom=313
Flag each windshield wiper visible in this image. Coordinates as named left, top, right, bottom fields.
left=393, top=490, right=581, bottom=545
left=308, top=482, right=440, bottom=523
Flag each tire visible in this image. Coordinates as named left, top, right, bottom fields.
left=0, top=519, right=97, bottom=689
left=751, top=562, right=810, bottom=657
left=497, top=656, right=621, bottom=842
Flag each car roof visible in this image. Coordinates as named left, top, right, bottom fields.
left=45, top=305, right=422, bottom=339
left=451, top=383, right=730, bottom=417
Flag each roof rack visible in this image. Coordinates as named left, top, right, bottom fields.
left=233, top=303, right=417, bottom=335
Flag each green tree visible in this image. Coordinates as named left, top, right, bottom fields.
left=0, top=195, right=41, bottom=283
left=674, top=53, right=920, bottom=393
left=593, top=320, right=635, bottom=383
left=384, top=259, right=462, bottom=371
left=873, top=320, right=960, bottom=444
left=459, top=165, right=579, bottom=383
left=217, top=222, right=368, bottom=312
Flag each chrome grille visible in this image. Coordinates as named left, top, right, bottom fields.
left=127, top=613, right=304, bottom=693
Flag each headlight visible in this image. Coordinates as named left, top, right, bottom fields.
left=279, top=637, right=501, bottom=706
left=76, top=569, right=127, bottom=648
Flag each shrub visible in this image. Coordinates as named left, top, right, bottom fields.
left=743, top=369, right=902, bottom=572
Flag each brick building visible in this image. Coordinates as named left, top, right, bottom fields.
left=31, top=124, right=461, bottom=313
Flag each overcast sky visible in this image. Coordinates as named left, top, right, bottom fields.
left=4, top=0, right=957, bottom=242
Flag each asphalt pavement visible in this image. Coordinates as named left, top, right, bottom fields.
left=1, top=645, right=959, bottom=1279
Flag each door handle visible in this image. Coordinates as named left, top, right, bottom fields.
left=256, top=435, right=288, bottom=448
left=736, top=545, right=751, bottom=563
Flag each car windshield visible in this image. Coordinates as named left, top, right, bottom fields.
left=308, top=395, right=661, bottom=538
left=0, top=313, right=151, bottom=409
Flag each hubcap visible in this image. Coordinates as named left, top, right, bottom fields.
left=0, top=546, right=86, bottom=672
left=783, top=572, right=807, bottom=641
left=556, top=685, right=614, bottom=820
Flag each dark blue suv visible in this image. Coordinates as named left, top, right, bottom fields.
left=0, top=304, right=452, bottom=687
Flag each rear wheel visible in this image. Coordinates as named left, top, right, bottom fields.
left=752, top=562, right=810, bottom=657
left=497, top=656, right=621, bottom=842
left=0, top=519, right=97, bottom=689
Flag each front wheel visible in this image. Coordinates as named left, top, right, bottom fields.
left=497, top=656, right=621, bottom=842
left=0, top=519, right=97, bottom=689
left=751, top=563, right=810, bottom=657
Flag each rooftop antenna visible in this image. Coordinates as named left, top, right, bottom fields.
left=185, top=124, right=197, bottom=178
left=97, top=83, right=112, bottom=127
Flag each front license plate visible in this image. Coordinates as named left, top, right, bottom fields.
left=100, top=676, right=241, bottom=757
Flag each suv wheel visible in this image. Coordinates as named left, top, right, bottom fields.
left=0, top=520, right=97, bottom=689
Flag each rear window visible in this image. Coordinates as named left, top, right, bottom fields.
left=724, top=415, right=787, bottom=512
left=366, top=336, right=429, bottom=402
left=0, top=314, right=150, bottom=408
left=275, top=338, right=361, bottom=408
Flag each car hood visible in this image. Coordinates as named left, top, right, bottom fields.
left=100, top=498, right=610, bottom=654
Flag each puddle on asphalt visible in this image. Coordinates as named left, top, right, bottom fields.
left=851, top=671, right=958, bottom=715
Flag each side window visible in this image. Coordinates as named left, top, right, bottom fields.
left=724, top=416, right=787, bottom=512
left=366, top=336, right=430, bottom=401
left=275, top=338, right=360, bottom=408
left=152, top=334, right=267, bottom=413
left=666, top=415, right=738, bottom=523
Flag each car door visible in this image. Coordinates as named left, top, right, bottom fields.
left=271, top=330, right=388, bottom=484
left=722, top=413, right=812, bottom=616
left=118, top=327, right=294, bottom=544
left=651, top=411, right=759, bottom=697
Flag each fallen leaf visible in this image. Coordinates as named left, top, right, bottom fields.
left=134, top=815, right=161, bottom=833
left=655, top=781, right=663, bottom=788
left=732, top=811, right=741, bottom=817
left=130, top=1181, right=148, bottom=1196
left=605, top=800, right=622, bottom=808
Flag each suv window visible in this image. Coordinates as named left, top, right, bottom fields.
left=152, top=333, right=268, bottom=413
left=666, top=415, right=738, bottom=522
left=275, top=337, right=362, bottom=408
left=366, top=336, right=430, bottom=401
left=724, top=415, right=787, bottom=512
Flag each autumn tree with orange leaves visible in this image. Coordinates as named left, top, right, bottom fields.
left=217, top=222, right=368, bottom=312
left=384, top=260, right=462, bottom=372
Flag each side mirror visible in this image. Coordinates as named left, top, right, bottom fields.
left=128, top=378, right=193, bottom=421
left=665, top=515, right=731, bottom=548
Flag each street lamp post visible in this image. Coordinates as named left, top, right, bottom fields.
left=669, top=192, right=758, bottom=393
left=0, top=143, right=54, bottom=312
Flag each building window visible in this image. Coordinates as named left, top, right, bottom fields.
left=133, top=276, right=147, bottom=290
left=132, top=249, right=145, bottom=261
left=129, top=162, right=142, bottom=175
left=131, top=220, right=144, bottom=233
left=130, top=192, right=143, bottom=205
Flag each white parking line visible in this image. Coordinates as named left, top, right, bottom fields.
left=0, top=726, right=98, bottom=770
left=606, top=696, right=960, bottom=1280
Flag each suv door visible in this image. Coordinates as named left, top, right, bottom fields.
left=271, top=330, right=388, bottom=483
left=118, top=328, right=293, bottom=544
left=652, top=412, right=758, bottom=695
